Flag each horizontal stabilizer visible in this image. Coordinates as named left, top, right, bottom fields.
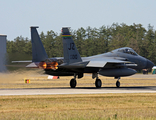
left=26, top=62, right=39, bottom=68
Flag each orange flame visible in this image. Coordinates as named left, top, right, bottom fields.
left=39, top=61, right=58, bottom=70
left=39, top=62, right=47, bottom=69
left=47, top=62, right=58, bottom=70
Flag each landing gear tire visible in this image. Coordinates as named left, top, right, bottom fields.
left=116, top=81, right=120, bottom=88
left=70, top=79, right=77, bottom=88
left=95, top=79, right=102, bottom=88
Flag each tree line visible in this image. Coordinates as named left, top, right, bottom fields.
left=7, top=23, right=156, bottom=65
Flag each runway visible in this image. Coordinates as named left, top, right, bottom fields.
left=0, top=74, right=156, bottom=96
left=1, top=86, right=156, bottom=96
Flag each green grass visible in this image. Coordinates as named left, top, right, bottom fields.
left=0, top=94, right=156, bottom=119
left=1, top=71, right=156, bottom=119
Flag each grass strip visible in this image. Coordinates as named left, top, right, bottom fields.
left=0, top=93, right=156, bottom=119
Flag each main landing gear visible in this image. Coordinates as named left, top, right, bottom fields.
left=70, top=73, right=83, bottom=88
left=93, top=73, right=102, bottom=88
left=115, top=77, right=120, bottom=88
left=70, top=73, right=102, bottom=88
left=70, top=73, right=77, bottom=88
left=95, top=78, right=102, bottom=88
left=70, top=73, right=121, bottom=88
left=70, top=78, right=77, bottom=88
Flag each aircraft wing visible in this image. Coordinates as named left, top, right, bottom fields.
left=12, top=60, right=32, bottom=63
left=86, top=57, right=136, bottom=68
left=12, top=57, right=64, bottom=63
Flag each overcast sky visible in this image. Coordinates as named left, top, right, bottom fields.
left=0, top=0, right=156, bottom=40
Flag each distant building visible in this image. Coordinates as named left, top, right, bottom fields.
left=0, top=35, right=7, bottom=72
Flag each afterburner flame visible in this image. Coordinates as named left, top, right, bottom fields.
left=47, top=62, right=58, bottom=70
left=39, top=61, right=58, bottom=70
left=39, top=62, right=47, bottom=69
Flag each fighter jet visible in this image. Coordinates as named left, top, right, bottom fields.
left=25, top=27, right=154, bottom=88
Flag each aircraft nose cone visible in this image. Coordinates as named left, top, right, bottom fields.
left=146, top=59, right=154, bottom=69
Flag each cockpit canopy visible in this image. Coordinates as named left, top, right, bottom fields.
left=112, top=47, right=138, bottom=56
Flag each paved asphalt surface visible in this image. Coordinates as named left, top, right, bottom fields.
left=0, top=86, right=156, bottom=96
left=0, top=74, right=156, bottom=96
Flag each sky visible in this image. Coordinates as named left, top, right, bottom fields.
left=0, top=0, right=156, bottom=40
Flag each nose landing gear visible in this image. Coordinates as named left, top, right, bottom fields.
left=115, top=77, right=120, bottom=88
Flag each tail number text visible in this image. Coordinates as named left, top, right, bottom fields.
left=70, top=54, right=77, bottom=59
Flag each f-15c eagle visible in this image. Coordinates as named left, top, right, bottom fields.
left=14, top=27, right=154, bottom=88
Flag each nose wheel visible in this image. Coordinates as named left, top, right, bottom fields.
left=95, top=78, right=102, bottom=88
left=116, top=77, right=120, bottom=88
left=116, top=81, right=120, bottom=88
left=70, top=78, right=77, bottom=88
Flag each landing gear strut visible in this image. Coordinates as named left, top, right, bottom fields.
left=115, top=77, right=120, bottom=88
left=70, top=73, right=77, bottom=88
left=93, top=73, right=102, bottom=88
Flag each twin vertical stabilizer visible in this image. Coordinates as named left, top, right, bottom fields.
left=31, top=27, right=48, bottom=62
left=30, top=26, right=82, bottom=65
left=62, top=28, right=82, bottom=64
